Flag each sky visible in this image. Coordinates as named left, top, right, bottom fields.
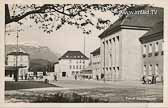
left=5, top=10, right=118, bottom=58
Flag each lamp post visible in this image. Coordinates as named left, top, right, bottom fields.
left=5, top=27, right=21, bottom=82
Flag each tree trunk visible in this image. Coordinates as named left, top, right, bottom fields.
left=5, top=4, right=11, bottom=24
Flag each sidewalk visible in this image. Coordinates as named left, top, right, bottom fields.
left=49, top=79, right=163, bottom=89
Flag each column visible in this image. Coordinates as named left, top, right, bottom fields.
left=116, top=36, right=119, bottom=80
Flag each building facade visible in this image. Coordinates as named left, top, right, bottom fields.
left=139, top=21, right=163, bottom=82
left=6, top=49, right=30, bottom=80
left=98, top=6, right=163, bottom=81
left=54, top=51, right=89, bottom=80
left=90, top=47, right=101, bottom=80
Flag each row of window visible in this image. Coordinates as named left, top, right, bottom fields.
left=10, top=63, right=28, bottom=67
left=103, top=66, right=119, bottom=72
left=69, top=60, right=85, bottom=64
left=143, top=64, right=159, bottom=75
left=102, top=36, right=120, bottom=51
left=143, top=41, right=163, bottom=54
left=8, top=56, right=29, bottom=62
left=103, top=36, right=120, bottom=45
left=92, top=62, right=100, bottom=65
left=70, top=65, right=85, bottom=69
left=72, top=71, right=79, bottom=75
left=66, top=55, right=84, bottom=58
left=143, top=51, right=164, bottom=58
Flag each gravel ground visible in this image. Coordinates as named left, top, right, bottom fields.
left=5, top=80, right=163, bottom=103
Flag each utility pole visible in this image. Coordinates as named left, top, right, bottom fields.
left=84, top=35, right=86, bottom=55
left=15, top=30, right=19, bottom=82
left=83, top=35, right=86, bottom=70
left=5, top=27, right=21, bottom=82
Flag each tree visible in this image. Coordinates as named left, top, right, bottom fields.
left=5, top=4, right=138, bottom=34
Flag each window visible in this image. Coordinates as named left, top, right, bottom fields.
left=70, top=65, right=72, bottom=69
left=113, top=37, right=115, bottom=42
left=106, top=67, right=108, bottom=71
left=109, top=39, right=112, bottom=43
left=62, top=72, right=66, bottom=77
left=161, top=41, right=164, bottom=51
left=69, top=60, right=72, bottom=63
left=80, top=65, right=81, bottom=69
left=117, top=67, right=119, bottom=71
left=113, top=67, right=115, bottom=72
left=149, top=64, right=152, bottom=75
left=76, top=65, right=78, bottom=69
left=117, top=36, right=119, bottom=41
left=149, top=44, right=152, bottom=53
left=143, top=45, right=147, bottom=54
left=143, top=65, right=146, bottom=75
left=148, top=44, right=153, bottom=57
left=20, top=56, right=23, bottom=62
left=155, top=42, right=159, bottom=52
left=73, top=65, right=75, bottom=69
left=106, top=40, right=108, bottom=45
left=161, top=41, right=164, bottom=55
left=155, top=64, right=159, bottom=75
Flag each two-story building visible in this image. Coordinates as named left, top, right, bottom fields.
left=98, top=6, right=163, bottom=81
left=90, top=47, right=102, bottom=80
left=6, top=48, right=30, bottom=80
left=54, top=51, right=89, bottom=80
left=139, top=21, right=163, bottom=83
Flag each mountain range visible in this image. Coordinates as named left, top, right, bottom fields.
left=5, top=44, right=60, bottom=63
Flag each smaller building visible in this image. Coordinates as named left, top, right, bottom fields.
left=6, top=49, right=30, bottom=80
left=80, top=66, right=93, bottom=80
left=90, top=47, right=101, bottom=80
left=54, top=51, right=89, bottom=80
left=139, top=21, right=163, bottom=83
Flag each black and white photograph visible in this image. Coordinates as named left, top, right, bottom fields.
left=1, top=1, right=168, bottom=107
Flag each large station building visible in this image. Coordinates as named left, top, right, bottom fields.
left=98, top=6, right=163, bottom=81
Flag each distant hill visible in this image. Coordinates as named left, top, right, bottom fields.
left=6, top=44, right=60, bottom=63
left=29, top=59, right=54, bottom=72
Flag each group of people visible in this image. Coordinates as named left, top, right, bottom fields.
left=142, top=74, right=158, bottom=84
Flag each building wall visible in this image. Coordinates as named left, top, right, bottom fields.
left=100, top=31, right=122, bottom=81
left=100, top=29, right=148, bottom=81
left=7, top=55, right=29, bottom=67
left=121, top=29, right=148, bottom=80
left=90, top=54, right=101, bottom=79
left=141, top=39, right=163, bottom=82
left=7, top=55, right=29, bottom=79
left=54, top=59, right=89, bottom=80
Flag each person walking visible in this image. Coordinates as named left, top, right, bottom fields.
left=75, top=74, right=77, bottom=80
